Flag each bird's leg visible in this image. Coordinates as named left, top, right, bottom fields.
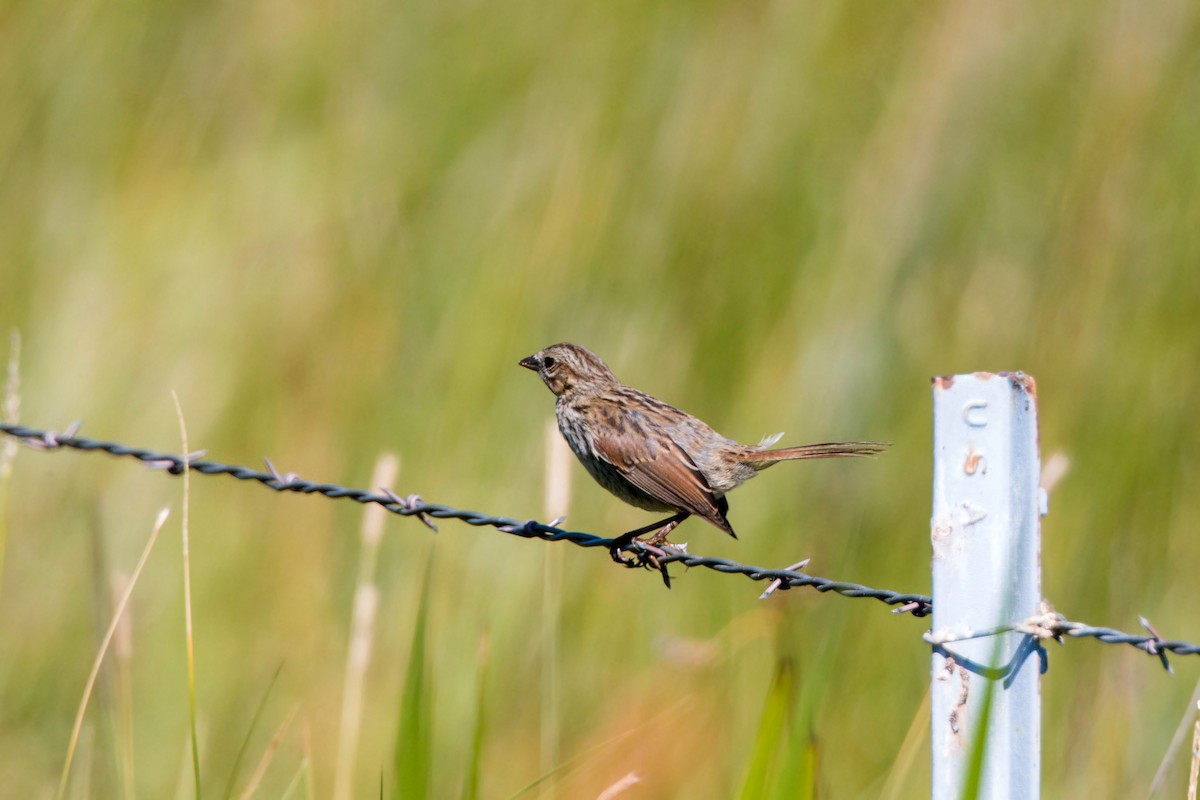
left=609, top=512, right=690, bottom=567
left=637, top=516, right=692, bottom=589
left=643, top=517, right=685, bottom=547
left=620, top=512, right=690, bottom=541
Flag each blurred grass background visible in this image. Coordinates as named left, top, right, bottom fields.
left=2, top=0, right=1199, bottom=796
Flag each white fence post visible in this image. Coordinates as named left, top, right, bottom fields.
left=930, top=372, right=1043, bottom=799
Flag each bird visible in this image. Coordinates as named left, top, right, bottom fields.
left=518, top=342, right=886, bottom=560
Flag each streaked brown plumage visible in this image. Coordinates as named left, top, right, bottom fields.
left=519, top=343, right=886, bottom=549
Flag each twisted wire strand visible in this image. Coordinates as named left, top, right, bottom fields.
left=0, top=422, right=931, bottom=615
left=925, top=614, right=1200, bottom=671
left=1055, top=622, right=1200, bottom=662
left=4, top=421, right=1199, bottom=668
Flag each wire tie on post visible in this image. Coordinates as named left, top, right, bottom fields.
left=1015, top=600, right=1066, bottom=644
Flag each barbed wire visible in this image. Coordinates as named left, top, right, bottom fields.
left=3, top=421, right=1198, bottom=670
left=0, top=421, right=931, bottom=613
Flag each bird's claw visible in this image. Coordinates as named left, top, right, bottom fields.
left=641, top=543, right=673, bottom=589
left=608, top=532, right=639, bottom=567
left=608, top=537, right=679, bottom=588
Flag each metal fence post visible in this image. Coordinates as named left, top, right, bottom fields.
left=931, top=373, right=1043, bottom=799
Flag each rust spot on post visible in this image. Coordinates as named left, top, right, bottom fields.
left=998, top=371, right=1038, bottom=399
left=949, top=663, right=970, bottom=737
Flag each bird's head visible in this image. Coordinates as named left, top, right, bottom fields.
left=519, top=343, right=617, bottom=397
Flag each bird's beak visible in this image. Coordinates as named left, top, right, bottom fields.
left=518, top=354, right=540, bottom=371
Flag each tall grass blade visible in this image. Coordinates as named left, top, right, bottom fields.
left=0, top=328, right=20, bottom=598
left=878, top=689, right=931, bottom=800
left=738, top=656, right=794, bottom=800
left=960, top=633, right=1005, bottom=800
left=237, top=703, right=299, bottom=800
left=224, top=663, right=284, bottom=799
left=393, top=555, right=433, bottom=799
left=57, top=507, right=170, bottom=800
left=279, top=719, right=314, bottom=800
left=335, top=453, right=398, bottom=800
left=173, top=391, right=202, bottom=800
left=1149, top=678, right=1200, bottom=797
left=461, top=634, right=490, bottom=800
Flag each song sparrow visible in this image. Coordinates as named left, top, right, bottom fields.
left=519, top=343, right=886, bottom=557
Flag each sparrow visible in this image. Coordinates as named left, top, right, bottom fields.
left=519, top=343, right=886, bottom=560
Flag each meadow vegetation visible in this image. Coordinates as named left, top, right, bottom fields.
left=2, top=0, right=1199, bottom=796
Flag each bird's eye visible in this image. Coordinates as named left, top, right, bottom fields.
left=543, top=356, right=557, bottom=369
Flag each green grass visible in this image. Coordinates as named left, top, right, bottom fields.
left=223, top=663, right=284, bottom=800
left=3, top=0, right=1200, bottom=796
left=394, top=556, right=433, bottom=799
left=738, top=656, right=795, bottom=800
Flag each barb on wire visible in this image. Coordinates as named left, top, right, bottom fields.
left=5, top=420, right=1200, bottom=669
left=0, top=421, right=932, bottom=616
left=760, top=559, right=811, bottom=600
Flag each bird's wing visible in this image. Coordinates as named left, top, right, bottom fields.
left=591, top=419, right=735, bottom=537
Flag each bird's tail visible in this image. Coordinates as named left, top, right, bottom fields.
left=737, top=440, right=889, bottom=469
